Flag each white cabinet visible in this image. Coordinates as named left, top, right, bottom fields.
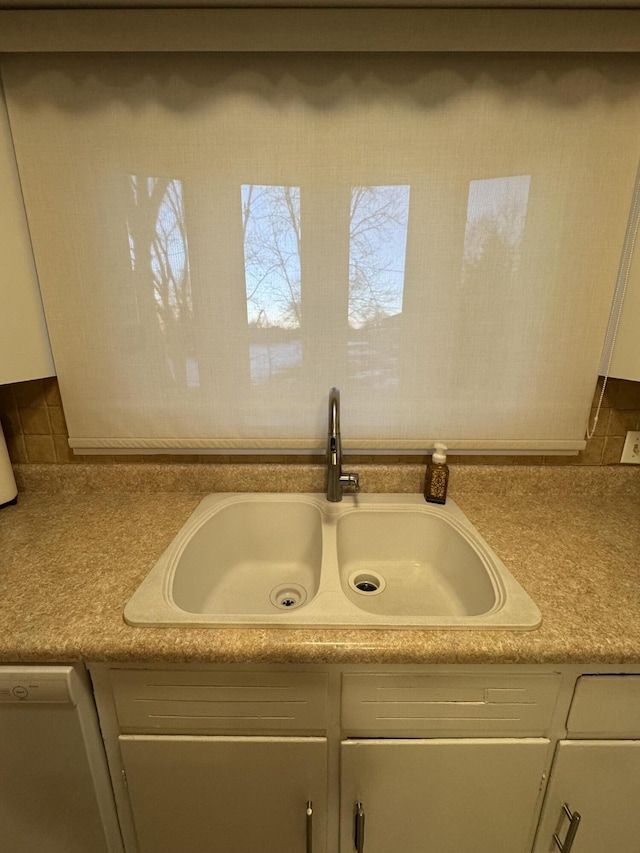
left=0, top=79, right=54, bottom=384
left=534, top=675, right=640, bottom=852
left=120, top=735, right=327, bottom=853
left=100, top=668, right=330, bottom=853
left=340, top=738, right=550, bottom=853
left=91, top=665, right=640, bottom=853
left=337, top=671, right=558, bottom=853
left=533, top=741, right=640, bottom=853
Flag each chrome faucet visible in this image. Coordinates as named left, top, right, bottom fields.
left=326, top=387, right=360, bottom=502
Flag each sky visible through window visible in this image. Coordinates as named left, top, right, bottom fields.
left=241, top=184, right=410, bottom=384
left=127, top=176, right=530, bottom=389
left=348, top=185, right=410, bottom=330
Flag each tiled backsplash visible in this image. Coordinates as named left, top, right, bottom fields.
left=1, top=376, right=639, bottom=466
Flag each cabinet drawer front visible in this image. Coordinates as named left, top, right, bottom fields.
left=111, top=670, right=328, bottom=734
left=342, top=672, right=561, bottom=736
left=567, top=675, right=640, bottom=737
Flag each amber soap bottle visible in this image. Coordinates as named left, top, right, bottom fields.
left=424, top=442, right=449, bottom=504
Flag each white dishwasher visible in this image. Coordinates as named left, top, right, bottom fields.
left=0, top=665, right=123, bottom=853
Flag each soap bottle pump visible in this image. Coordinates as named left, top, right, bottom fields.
left=424, top=442, right=449, bottom=505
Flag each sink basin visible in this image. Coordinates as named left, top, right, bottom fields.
left=124, top=493, right=541, bottom=630
left=337, top=510, right=498, bottom=618
left=172, top=500, right=323, bottom=616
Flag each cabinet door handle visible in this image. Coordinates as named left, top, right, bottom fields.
left=306, top=801, right=313, bottom=853
left=553, top=803, right=582, bottom=852
left=354, top=801, right=365, bottom=853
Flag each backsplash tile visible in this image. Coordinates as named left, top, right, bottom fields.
left=23, top=433, right=56, bottom=463
left=1, top=376, right=639, bottom=467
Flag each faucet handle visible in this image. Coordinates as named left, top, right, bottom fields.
left=340, top=472, right=360, bottom=492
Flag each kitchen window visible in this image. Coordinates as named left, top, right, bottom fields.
left=2, top=44, right=638, bottom=452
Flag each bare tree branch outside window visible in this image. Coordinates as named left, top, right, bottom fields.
left=240, top=183, right=410, bottom=387
left=242, top=184, right=301, bottom=329
left=349, top=185, right=410, bottom=329
left=127, top=175, right=197, bottom=388
left=462, top=175, right=531, bottom=287
left=241, top=184, right=302, bottom=385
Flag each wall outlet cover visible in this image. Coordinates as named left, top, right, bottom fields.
left=621, top=431, right=640, bottom=464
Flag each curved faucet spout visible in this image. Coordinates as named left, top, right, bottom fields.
left=328, top=387, right=340, bottom=436
left=326, top=387, right=360, bottom=502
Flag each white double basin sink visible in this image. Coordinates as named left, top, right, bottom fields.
left=124, top=493, right=541, bottom=630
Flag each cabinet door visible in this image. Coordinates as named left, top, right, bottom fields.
left=340, top=738, right=550, bottom=853
left=120, top=735, right=327, bottom=853
left=0, top=83, right=54, bottom=384
left=533, top=740, right=640, bottom=853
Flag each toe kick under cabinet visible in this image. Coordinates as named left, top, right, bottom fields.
left=89, top=665, right=640, bottom=853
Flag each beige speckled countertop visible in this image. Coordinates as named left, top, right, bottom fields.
left=1, top=464, right=639, bottom=665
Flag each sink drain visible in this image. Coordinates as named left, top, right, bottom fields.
left=270, top=583, right=307, bottom=611
left=349, top=571, right=386, bottom=596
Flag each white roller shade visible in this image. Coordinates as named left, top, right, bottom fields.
left=2, top=52, right=638, bottom=451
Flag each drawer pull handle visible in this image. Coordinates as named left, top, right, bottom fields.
left=306, top=801, right=313, bottom=853
left=354, top=801, right=365, bottom=853
left=553, top=803, right=581, bottom=852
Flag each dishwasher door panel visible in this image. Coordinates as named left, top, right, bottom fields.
left=0, top=666, right=122, bottom=853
